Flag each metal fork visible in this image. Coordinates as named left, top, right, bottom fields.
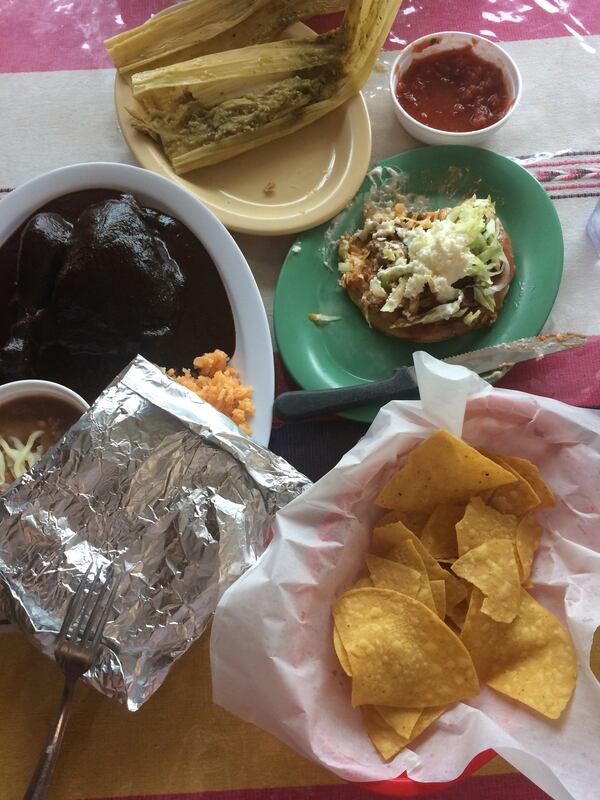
left=23, top=565, right=119, bottom=800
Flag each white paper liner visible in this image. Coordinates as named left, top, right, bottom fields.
left=211, top=353, right=600, bottom=800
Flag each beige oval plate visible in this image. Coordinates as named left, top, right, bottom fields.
left=114, top=24, right=372, bottom=236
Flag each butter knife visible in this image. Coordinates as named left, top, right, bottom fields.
left=274, top=333, right=587, bottom=421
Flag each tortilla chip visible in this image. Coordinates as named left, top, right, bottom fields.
left=409, top=705, right=449, bottom=743
left=430, top=580, right=447, bottom=619
left=375, top=706, right=421, bottom=741
left=371, top=521, right=420, bottom=558
left=367, top=704, right=448, bottom=756
left=374, top=523, right=439, bottom=576
left=362, top=706, right=407, bottom=761
left=443, top=572, right=469, bottom=610
left=415, top=580, right=438, bottom=614
left=446, top=598, right=469, bottom=631
left=379, top=509, right=429, bottom=533
left=352, top=577, right=374, bottom=590
left=456, top=497, right=518, bottom=557
left=515, top=514, right=543, bottom=582
left=452, top=539, right=521, bottom=623
left=460, top=589, right=577, bottom=719
left=420, top=504, right=464, bottom=560
left=376, top=430, right=516, bottom=511
left=385, top=538, right=427, bottom=573
left=384, top=543, right=436, bottom=611
left=366, top=554, right=422, bottom=598
left=500, top=455, right=556, bottom=508
left=333, top=624, right=352, bottom=676
left=373, top=521, right=466, bottom=609
left=479, top=449, right=541, bottom=516
left=333, top=588, right=479, bottom=708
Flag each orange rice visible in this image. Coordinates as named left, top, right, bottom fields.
left=167, top=350, right=254, bottom=435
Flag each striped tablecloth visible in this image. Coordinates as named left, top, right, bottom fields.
left=1, top=2, right=600, bottom=800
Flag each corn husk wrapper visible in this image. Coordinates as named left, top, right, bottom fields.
left=127, top=0, right=401, bottom=172
left=106, top=0, right=348, bottom=78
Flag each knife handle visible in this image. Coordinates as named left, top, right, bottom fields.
left=273, top=370, right=418, bottom=422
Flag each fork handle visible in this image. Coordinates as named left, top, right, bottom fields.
left=23, top=677, right=77, bottom=800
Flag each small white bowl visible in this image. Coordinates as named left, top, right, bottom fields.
left=389, top=31, right=522, bottom=146
left=0, top=380, right=88, bottom=413
left=0, top=163, right=274, bottom=446
left=0, top=380, right=87, bottom=489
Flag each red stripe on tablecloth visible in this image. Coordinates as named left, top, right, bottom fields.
left=91, top=772, right=552, bottom=800
left=0, top=0, right=599, bottom=73
left=528, top=158, right=600, bottom=168
left=544, top=182, right=600, bottom=191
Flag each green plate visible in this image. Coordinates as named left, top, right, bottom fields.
left=274, top=146, right=564, bottom=423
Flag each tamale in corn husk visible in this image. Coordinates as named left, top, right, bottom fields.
left=127, top=0, right=401, bottom=173
left=106, top=0, right=347, bottom=78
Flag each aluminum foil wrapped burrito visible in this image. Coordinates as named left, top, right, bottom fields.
left=0, top=356, right=309, bottom=710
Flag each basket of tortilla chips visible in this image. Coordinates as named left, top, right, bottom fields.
left=211, top=353, right=600, bottom=800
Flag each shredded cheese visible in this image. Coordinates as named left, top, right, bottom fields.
left=0, top=430, right=44, bottom=487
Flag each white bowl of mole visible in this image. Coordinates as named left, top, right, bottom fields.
left=389, top=31, right=522, bottom=145
left=0, top=380, right=88, bottom=491
left=0, top=163, right=273, bottom=446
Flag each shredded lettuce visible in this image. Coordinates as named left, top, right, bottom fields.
left=464, top=309, right=482, bottom=326
left=474, top=286, right=496, bottom=312
left=465, top=255, right=492, bottom=285
left=411, top=296, right=465, bottom=325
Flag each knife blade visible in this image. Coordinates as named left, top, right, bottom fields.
left=442, top=333, right=587, bottom=375
left=274, top=333, right=587, bottom=422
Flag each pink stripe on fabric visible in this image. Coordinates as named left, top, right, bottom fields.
left=529, top=158, right=600, bottom=169
left=543, top=182, right=600, bottom=191
left=90, top=772, right=552, bottom=800
left=0, top=0, right=599, bottom=73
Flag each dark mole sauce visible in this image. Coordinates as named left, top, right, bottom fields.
left=397, top=45, right=510, bottom=132
left=0, top=190, right=236, bottom=402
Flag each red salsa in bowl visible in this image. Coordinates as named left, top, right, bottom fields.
left=396, top=44, right=510, bottom=132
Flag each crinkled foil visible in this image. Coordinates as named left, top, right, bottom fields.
left=0, top=356, right=309, bottom=710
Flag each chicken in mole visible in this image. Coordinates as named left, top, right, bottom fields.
left=0, top=191, right=235, bottom=400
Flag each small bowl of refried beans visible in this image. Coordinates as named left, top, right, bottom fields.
left=0, top=380, right=87, bottom=490
left=389, top=31, right=522, bottom=145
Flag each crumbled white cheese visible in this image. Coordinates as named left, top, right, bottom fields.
left=404, top=273, right=429, bottom=299
left=358, top=218, right=376, bottom=241
left=369, top=277, right=388, bottom=299
left=430, top=275, right=459, bottom=302
left=376, top=220, right=396, bottom=237
left=382, top=280, right=406, bottom=312
left=408, top=219, right=472, bottom=286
